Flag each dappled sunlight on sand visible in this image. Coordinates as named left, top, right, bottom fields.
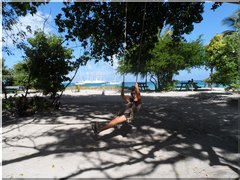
left=2, top=90, right=239, bottom=178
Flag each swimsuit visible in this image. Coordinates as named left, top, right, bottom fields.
left=119, top=101, right=142, bottom=123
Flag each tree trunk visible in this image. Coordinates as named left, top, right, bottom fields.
left=2, top=82, right=8, bottom=99
left=157, top=73, right=163, bottom=91
left=24, top=71, right=33, bottom=99
left=210, top=67, right=213, bottom=91
left=155, top=71, right=174, bottom=92
left=150, top=74, right=157, bottom=91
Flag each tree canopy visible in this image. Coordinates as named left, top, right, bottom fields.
left=55, top=2, right=208, bottom=66
left=2, top=2, right=48, bottom=54
left=3, top=2, right=222, bottom=68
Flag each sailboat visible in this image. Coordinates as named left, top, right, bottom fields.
left=75, top=81, right=85, bottom=85
left=106, top=76, right=121, bottom=86
left=75, top=80, right=108, bottom=86
left=75, top=72, right=108, bottom=86
left=107, top=81, right=121, bottom=85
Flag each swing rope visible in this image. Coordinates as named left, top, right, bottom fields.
left=122, top=2, right=128, bottom=87
left=122, top=3, right=147, bottom=87
left=136, top=2, right=147, bottom=83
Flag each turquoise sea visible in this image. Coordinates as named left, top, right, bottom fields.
left=64, top=80, right=225, bottom=90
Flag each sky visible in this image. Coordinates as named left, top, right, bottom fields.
left=3, top=2, right=239, bottom=83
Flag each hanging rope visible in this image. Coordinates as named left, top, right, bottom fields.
left=122, top=2, right=128, bottom=86
left=122, top=3, right=147, bottom=84
left=136, top=2, right=147, bottom=83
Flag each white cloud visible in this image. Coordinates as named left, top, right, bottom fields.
left=3, top=11, right=54, bottom=47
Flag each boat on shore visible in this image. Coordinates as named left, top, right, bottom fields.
left=75, top=80, right=109, bottom=86
left=106, top=82, right=122, bottom=86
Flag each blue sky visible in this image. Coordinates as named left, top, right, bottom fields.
left=3, top=2, right=239, bottom=82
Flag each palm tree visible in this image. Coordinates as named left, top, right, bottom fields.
left=222, top=10, right=240, bottom=36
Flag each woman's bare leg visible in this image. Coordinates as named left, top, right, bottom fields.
left=98, top=115, right=127, bottom=133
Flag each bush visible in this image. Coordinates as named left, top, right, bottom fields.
left=225, top=83, right=240, bottom=92
left=3, top=96, right=55, bottom=117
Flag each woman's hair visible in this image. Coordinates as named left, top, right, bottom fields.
left=131, top=86, right=137, bottom=97
left=131, top=86, right=136, bottom=93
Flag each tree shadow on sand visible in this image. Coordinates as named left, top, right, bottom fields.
left=2, top=92, right=240, bottom=178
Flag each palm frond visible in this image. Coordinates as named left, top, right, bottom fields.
left=222, top=10, right=240, bottom=36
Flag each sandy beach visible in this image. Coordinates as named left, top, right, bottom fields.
left=2, top=89, right=239, bottom=178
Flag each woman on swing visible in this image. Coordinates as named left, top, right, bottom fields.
left=93, top=82, right=142, bottom=136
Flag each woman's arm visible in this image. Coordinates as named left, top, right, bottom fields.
left=121, top=82, right=130, bottom=103
left=134, top=82, right=141, bottom=102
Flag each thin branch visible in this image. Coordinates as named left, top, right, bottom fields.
left=58, top=62, right=81, bottom=99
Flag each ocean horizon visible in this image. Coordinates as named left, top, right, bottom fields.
left=64, top=80, right=225, bottom=90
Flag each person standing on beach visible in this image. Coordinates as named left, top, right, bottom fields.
left=92, top=82, right=142, bottom=136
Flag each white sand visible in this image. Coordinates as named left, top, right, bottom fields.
left=2, top=89, right=239, bottom=178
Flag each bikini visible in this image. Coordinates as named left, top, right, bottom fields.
left=120, top=100, right=142, bottom=123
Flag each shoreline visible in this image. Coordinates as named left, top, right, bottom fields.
left=2, top=87, right=237, bottom=99
left=63, top=87, right=228, bottom=96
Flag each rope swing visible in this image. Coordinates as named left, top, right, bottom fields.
left=122, top=2, right=128, bottom=87
left=136, top=2, right=147, bottom=83
left=122, top=2, right=147, bottom=87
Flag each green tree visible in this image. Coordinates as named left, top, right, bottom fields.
left=23, top=31, right=74, bottom=100
left=204, top=34, right=224, bottom=89
left=221, top=10, right=240, bottom=90
left=205, top=33, right=239, bottom=90
left=119, top=30, right=205, bottom=91
left=205, top=9, right=240, bottom=90
left=149, top=33, right=204, bottom=91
